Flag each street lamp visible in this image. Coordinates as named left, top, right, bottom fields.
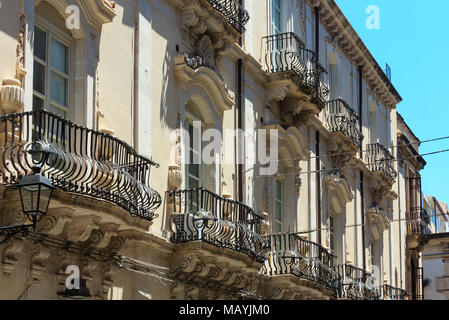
left=0, top=165, right=54, bottom=245
left=17, top=165, right=54, bottom=227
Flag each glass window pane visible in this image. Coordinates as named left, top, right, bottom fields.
left=34, top=27, right=47, bottom=61
left=50, top=71, right=68, bottom=106
left=33, top=95, right=44, bottom=110
left=275, top=202, right=282, bottom=221
left=48, top=103, right=67, bottom=119
left=33, top=61, right=46, bottom=95
left=276, top=181, right=282, bottom=200
left=51, top=38, right=68, bottom=74
left=189, top=164, right=199, bottom=178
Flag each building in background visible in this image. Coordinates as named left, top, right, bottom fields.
left=422, top=233, right=449, bottom=300
left=0, top=0, right=426, bottom=300
left=397, top=113, right=427, bottom=300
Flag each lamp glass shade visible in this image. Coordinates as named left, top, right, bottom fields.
left=18, top=173, right=54, bottom=219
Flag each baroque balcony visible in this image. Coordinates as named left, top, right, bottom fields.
left=261, top=233, right=340, bottom=299
left=333, top=264, right=381, bottom=300
left=206, top=0, right=249, bottom=34
left=0, top=109, right=162, bottom=221
left=168, top=187, right=268, bottom=263
left=407, top=207, right=432, bottom=237
left=383, top=284, right=408, bottom=300
left=326, top=99, right=363, bottom=149
left=366, top=143, right=397, bottom=183
left=263, top=32, right=329, bottom=121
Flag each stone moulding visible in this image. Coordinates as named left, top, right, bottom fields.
left=174, top=55, right=235, bottom=111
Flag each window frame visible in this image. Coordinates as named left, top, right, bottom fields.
left=33, top=15, right=74, bottom=120
left=185, top=112, right=204, bottom=190
left=274, top=178, right=284, bottom=233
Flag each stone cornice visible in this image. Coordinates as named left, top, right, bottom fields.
left=310, top=0, right=402, bottom=108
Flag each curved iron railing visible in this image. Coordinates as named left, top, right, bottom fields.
left=326, top=99, right=364, bottom=148
left=168, top=188, right=268, bottom=263
left=383, top=284, right=408, bottom=300
left=407, top=207, right=432, bottom=236
left=0, top=109, right=161, bottom=221
left=263, top=32, right=329, bottom=105
left=366, top=143, right=397, bottom=182
left=206, top=0, right=249, bottom=34
left=333, top=264, right=380, bottom=300
left=262, top=233, right=341, bottom=292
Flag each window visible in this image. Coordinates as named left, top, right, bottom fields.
left=274, top=179, right=283, bottom=233
left=33, top=26, right=71, bottom=119
left=185, top=113, right=203, bottom=190
left=369, top=101, right=378, bottom=143
left=271, top=0, right=282, bottom=35
left=329, top=215, right=335, bottom=255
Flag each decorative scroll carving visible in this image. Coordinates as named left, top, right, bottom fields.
left=66, top=216, right=101, bottom=243
left=37, top=208, right=74, bottom=236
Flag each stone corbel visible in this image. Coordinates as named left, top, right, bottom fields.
left=294, top=110, right=315, bottom=127
left=86, top=223, right=120, bottom=249
left=281, top=98, right=306, bottom=126
left=30, top=241, right=51, bottom=282
left=66, top=215, right=101, bottom=243
left=101, top=262, right=115, bottom=298
left=37, top=208, right=74, bottom=236
left=266, top=86, right=289, bottom=108
left=81, top=258, right=98, bottom=288
left=55, top=249, right=78, bottom=293
left=1, top=237, right=24, bottom=276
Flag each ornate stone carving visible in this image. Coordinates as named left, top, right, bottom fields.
left=66, top=216, right=101, bottom=243
left=16, top=14, right=27, bottom=83
left=30, top=241, right=51, bottom=281
left=101, top=262, right=115, bottom=298
left=86, top=223, right=120, bottom=249
left=281, top=98, right=306, bottom=126
left=0, top=79, right=24, bottom=115
left=81, top=257, right=97, bottom=288
left=1, top=238, right=24, bottom=276
left=182, top=9, right=200, bottom=31
left=266, top=86, right=289, bottom=107
left=37, top=208, right=74, bottom=236
left=168, top=165, right=182, bottom=191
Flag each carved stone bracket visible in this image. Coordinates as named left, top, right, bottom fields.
left=1, top=237, right=24, bottom=276
left=65, top=215, right=101, bottom=243
left=30, top=241, right=51, bottom=282
left=37, top=208, right=74, bottom=236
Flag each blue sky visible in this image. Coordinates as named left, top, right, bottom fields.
left=336, top=0, right=449, bottom=202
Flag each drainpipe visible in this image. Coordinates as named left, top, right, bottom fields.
left=315, top=6, right=320, bottom=58
left=359, top=65, right=366, bottom=270
left=316, top=131, right=321, bottom=244
left=133, top=0, right=140, bottom=149
left=237, top=59, right=243, bottom=203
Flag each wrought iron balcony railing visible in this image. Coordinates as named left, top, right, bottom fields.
left=383, top=284, right=408, bottom=300
left=366, top=143, right=397, bottom=182
left=326, top=99, right=364, bottom=148
left=407, top=207, right=432, bottom=236
left=168, top=188, right=268, bottom=263
left=262, top=233, right=341, bottom=292
left=0, top=109, right=162, bottom=221
left=206, top=0, right=249, bottom=34
left=333, top=264, right=381, bottom=300
left=263, top=32, right=329, bottom=105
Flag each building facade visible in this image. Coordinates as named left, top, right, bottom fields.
left=0, top=0, right=421, bottom=300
